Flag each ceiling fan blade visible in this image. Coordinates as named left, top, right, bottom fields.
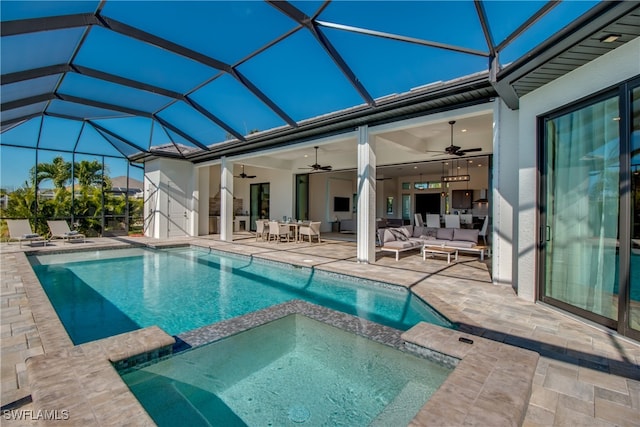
left=320, top=166, right=332, bottom=171
left=246, top=175, right=256, bottom=178
left=458, top=147, right=482, bottom=154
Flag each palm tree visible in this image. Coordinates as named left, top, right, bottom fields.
left=30, top=156, right=71, bottom=189
left=74, top=159, right=107, bottom=190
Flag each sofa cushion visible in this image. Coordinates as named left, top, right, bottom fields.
left=420, top=234, right=436, bottom=241
left=444, top=240, right=476, bottom=248
left=421, top=227, right=438, bottom=238
left=412, top=226, right=425, bottom=238
left=453, top=228, right=479, bottom=243
left=383, top=240, right=421, bottom=249
left=436, top=228, right=454, bottom=241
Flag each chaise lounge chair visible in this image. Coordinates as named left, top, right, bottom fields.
left=47, top=220, right=86, bottom=244
left=6, top=219, right=49, bottom=247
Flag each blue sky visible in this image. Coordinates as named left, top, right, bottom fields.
left=1, top=1, right=598, bottom=190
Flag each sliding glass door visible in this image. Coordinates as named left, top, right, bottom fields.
left=542, top=95, right=620, bottom=325
left=628, top=85, right=640, bottom=335
left=540, top=77, right=639, bottom=339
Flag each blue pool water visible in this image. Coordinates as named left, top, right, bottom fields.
left=30, top=247, right=451, bottom=344
left=122, top=314, right=453, bottom=427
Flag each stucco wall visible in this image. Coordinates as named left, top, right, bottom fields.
left=516, top=36, right=640, bottom=302
left=493, top=99, right=519, bottom=289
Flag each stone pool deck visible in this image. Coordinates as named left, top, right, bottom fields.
left=1, top=234, right=639, bottom=425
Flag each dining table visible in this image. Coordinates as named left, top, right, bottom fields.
left=278, top=221, right=310, bottom=242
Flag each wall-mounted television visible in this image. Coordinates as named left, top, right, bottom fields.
left=334, top=196, right=350, bottom=212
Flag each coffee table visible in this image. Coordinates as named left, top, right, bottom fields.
left=422, top=245, right=458, bottom=264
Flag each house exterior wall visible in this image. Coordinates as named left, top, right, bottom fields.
left=516, top=36, right=640, bottom=302
left=143, top=158, right=195, bottom=239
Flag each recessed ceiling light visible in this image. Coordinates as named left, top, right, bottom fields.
left=478, top=164, right=482, bottom=167
left=461, top=129, right=467, bottom=133
left=304, top=154, right=308, bottom=158
left=414, top=166, right=418, bottom=169
left=599, top=34, right=621, bottom=43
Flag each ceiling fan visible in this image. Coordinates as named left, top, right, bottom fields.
left=234, top=165, right=256, bottom=179
left=300, top=146, right=332, bottom=172
left=428, top=120, right=482, bottom=157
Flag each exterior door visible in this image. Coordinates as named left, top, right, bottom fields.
left=167, top=180, right=187, bottom=237
left=540, top=93, right=621, bottom=329
left=250, top=183, right=270, bottom=232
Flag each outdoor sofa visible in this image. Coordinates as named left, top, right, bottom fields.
left=378, top=225, right=486, bottom=261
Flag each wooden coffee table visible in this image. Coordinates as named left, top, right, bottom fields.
left=422, top=245, right=458, bottom=264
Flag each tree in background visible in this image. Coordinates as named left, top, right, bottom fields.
left=1, top=156, right=139, bottom=239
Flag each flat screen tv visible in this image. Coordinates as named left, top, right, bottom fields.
left=334, top=196, right=350, bottom=212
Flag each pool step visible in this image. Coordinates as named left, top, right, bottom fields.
left=370, top=381, right=430, bottom=427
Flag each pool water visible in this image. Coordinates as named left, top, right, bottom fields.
left=121, top=314, right=453, bottom=426
left=30, top=247, right=451, bottom=344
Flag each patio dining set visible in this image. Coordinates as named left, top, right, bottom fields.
left=255, top=219, right=322, bottom=244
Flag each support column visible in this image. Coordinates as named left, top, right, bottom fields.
left=356, top=125, right=376, bottom=263
left=220, top=157, right=234, bottom=242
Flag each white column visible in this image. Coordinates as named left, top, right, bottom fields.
left=357, top=125, right=376, bottom=263
left=197, top=166, right=210, bottom=236
left=493, top=99, right=518, bottom=289
left=220, top=157, right=234, bottom=242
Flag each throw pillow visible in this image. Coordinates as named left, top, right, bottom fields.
left=389, top=228, right=409, bottom=241
left=383, top=229, right=396, bottom=243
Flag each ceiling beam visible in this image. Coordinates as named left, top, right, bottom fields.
left=1, top=93, right=54, bottom=112
left=474, top=1, right=497, bottom=58
left=0, top=13, right=98, bottom=36
left=154, top=116, right=210, bottom=151
left=316, top=21, right=489, bottom=57
left=57, top=94, right=152, bottom=118
left=1, top=64, right=69, bottom=85
left=184, top=97, right=246, bottom=142
left=87, top=120, right=150, bottom=154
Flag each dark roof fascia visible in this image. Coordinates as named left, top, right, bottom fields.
left=493, top=1, right=639, bottom=109
left=181, top=74, right=496, bottom=164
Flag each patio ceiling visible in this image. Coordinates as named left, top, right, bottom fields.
left=1, top=1, right=639, bottom=164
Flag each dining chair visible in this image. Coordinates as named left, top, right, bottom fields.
left=255, top=219, right=268, bottom=241
left=460, top=214, right=473, bottom=227
left=425, top=214, right=441, bottom=228
left=414, top=213, right=424, bottom=227
left=299, top=221, right=321, bottom=243
left=478, top=216, right=489, bottom=245
left=444, top=214, right=460, bottom=229
left=268, top=221, right=289, bottom=243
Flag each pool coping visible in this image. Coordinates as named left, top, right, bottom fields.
left=18, top=244, right=538, bottom=425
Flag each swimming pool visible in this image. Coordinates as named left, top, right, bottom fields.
left=30, top=246, right=451, bottom=344
left=121, top=314, right=453, bottom=426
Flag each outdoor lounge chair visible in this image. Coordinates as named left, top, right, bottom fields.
left=47, top=220, right=85, bottom=243
left=6, top=219, right=48, bottom=247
